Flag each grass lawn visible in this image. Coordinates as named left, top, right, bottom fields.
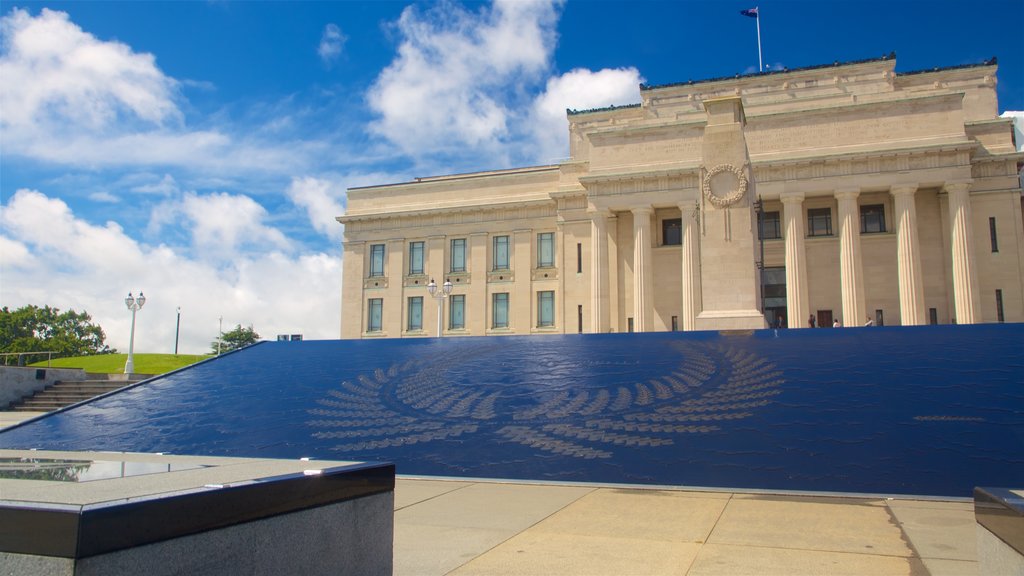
left=30, top=353, right=212, bottom=375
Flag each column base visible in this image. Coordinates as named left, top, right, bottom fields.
left=695, top=309, right=767, bottom=331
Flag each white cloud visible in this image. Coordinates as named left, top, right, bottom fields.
left=0, top=189, right=341, bottom=354
left=0, top=8, right=181, bottom=133
left=88, top=191, right=120, bottom=203
left=367, top=0, right=561, bottom=160
left=149, top=191, right=292, bottom=259
left=529, top=67, right=642, bottom=163
left=318, top=23, right=347, bottom=65
left=132, top=173, right=180, bottom=196
left=286, top=177, right=346, bottom=240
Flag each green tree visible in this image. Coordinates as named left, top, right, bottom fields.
left=212, top=324, right=261, bottom=353
left=0, top=305, right=114, bottom=364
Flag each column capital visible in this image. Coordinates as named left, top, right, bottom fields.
left=834, top=187, right=861, bottom=200
left=780, top=192, right=805, bottom=205
left=943, top=180, right=973, bottom=195
left=588, top=208, right=614, bottom=219
left=630, top=205, right=653, bottom=216
left=890, top=184, right=918, bottom=197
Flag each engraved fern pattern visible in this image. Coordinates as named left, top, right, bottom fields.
left=307, top=340, right=783, bottom=459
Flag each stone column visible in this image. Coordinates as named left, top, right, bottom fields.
left=590, top=210, right=611, bottom=333
left=781, top=193, right=809, bottom=329
left=836, top=188, right=866, bottom=327
left=632, top=206, right=654, bottom=332
left=678, top=201, right=701, bottom=331
left=946, top=181, right=981, bottom=324
left=892, top=185, right=926, bottom=325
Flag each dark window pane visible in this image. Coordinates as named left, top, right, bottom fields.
left=662, top=218, right=682, bottom=245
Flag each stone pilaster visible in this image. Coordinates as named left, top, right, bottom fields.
left=946, top=181, right=981, bottom=324
left=836, top=188, right=866, bottom=327
left=781, top=193, right=809, bottom=329
left=632, top=206, right=654, bottom=332
left=892, top=185, right=926, bottom=325
left=678, top=201, right=701, bottom=331
left=590, top=210, right=611, bottom=334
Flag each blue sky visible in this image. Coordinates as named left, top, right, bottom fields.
left=2, top=0, right=1022, bottom=354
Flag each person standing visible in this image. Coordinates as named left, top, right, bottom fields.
left=808, top=314, right=816, bottom=328
left=833, top=319, right=841, bottom=328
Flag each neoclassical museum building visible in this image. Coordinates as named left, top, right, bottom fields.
left=339, top=54, right=1024, bottom=338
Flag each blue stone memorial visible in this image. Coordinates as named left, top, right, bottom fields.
left=1, top=324, right=1021, bottom=496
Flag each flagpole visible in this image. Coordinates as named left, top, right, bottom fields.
left=756, top=7, right=763, bottom=72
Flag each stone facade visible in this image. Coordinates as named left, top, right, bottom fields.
left=339, top=55, right=1024, bottom=338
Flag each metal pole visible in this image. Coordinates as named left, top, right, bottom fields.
left=125, top=306, right=137, bottom=374
left=436, top=299, right=443, bottom=338
left=174, top=307, right=181, bottom=355
left=218, top=316, right=223, bottom=355
left=756, top=7, right=763, bottom=72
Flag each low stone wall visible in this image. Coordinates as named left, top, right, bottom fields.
left=0, top=367, right=87, bottom=408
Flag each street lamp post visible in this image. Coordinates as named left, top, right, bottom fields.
left=124, top=292, right=146, bottom=374
left=174, top=307, right=181, bottom=355
left=426, top=278, right=453, bottom=338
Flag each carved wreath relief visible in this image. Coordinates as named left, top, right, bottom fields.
left=701, top=163, right=749, bottom=208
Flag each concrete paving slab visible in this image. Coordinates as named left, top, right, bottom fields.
left=886, top=498, right=975, bottom=512
left=707, top=495, right=912, bottom=557
left=395, top=478, right=472, bottom=510
left=449, top=532, right=700, bottom=576
left=394, top=481, right=593, bottom=532
left=528, top=488, right=729, bottom=543
left=687, top=543, right=928, bottom=576
left=920, top=557, right=978, bottom=576
left=394, top=522, right=515, bottom=576
left=887, top=504, right=977, bottom=561
left=0, top=411, right=45, bottom=429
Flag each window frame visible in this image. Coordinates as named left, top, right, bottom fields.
left=807, top=207, right=833, bottom=237
left=408, top=241, right=425, bottom=276
left=537, top=232, right=554, bottom=268
left=537, top=290, right=555, bottom=328
left=758, top=211, right=781, bottom=240
left=450, top=238, right=467, bottom=272
left=662, top=218, right=682, bottom=246
left=449, top=294, right=465, bottom=330
left=407, top=296, right=423, bottom=331
left=369, top=244, right=385, bottom=277
left=492, top=292, right=509, bottom=328
left=860, top=204, right=886, bottom=234
left=493, top=235, right=510, bottom=270
left=367, top=298, right=383, bottom=332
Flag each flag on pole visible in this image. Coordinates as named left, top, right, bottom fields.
left=740, top=7, right=759, bottom=18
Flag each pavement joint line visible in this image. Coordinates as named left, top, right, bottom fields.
left=396, top=474, right=973, bottom=502
left=683, top=492, right=733, bottom=575
left=394, top=479, right=478, bottom=512
left=698, top=541, right=918, bottom=559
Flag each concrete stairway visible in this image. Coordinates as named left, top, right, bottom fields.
left=9, top=379, right=141, bottom=412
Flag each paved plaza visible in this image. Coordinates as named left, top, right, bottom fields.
left=394, top=478, right=977, bottom=576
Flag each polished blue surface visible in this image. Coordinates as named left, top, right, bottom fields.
left=2, top=325, right=1022, bottom=496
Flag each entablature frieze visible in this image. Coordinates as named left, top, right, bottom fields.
left=342, top=200, right=557, bottom=233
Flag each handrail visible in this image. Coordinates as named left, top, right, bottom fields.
left=0, top=351, right=57, bottom=367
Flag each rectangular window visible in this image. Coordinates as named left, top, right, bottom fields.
left=996, top=289, right=1004, bottom=322
left=808, top=208, right=832, bottom=237
left=928, top=307, right=938, bottom=325
left=537, top=291, right=555, bottom=327
left=875, top=309, right=884, bottom=327
left=577, top=243, right=582, bottom=274
left=450, top=239, right=466, bottom=272
left=537, top=233, right=554, bottom=268
left=492, top=293, right=509, bottom=328
left=860, top=204, right=886, bottom=234
left=407, top=297, right=423, bottom=331
left=577, top=304, right=583, bottom=334
left=990, top=217, right=999, bottom=252
left=627, top=317, right=634, bottom=333
left=449, top=294, right=465, bottom=330
left=367, top=298, right=383, bottom=332
left=369, top=244, right=385, bottom=277
left=408, top=241, right=424, bottom=275
left=662, top=218, right=682, bottom=246
left=759, top=211, right=781, bottom=240
left=493, top=236, right=510, bottom=270
left=671, top=316, right=679, bottom=331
